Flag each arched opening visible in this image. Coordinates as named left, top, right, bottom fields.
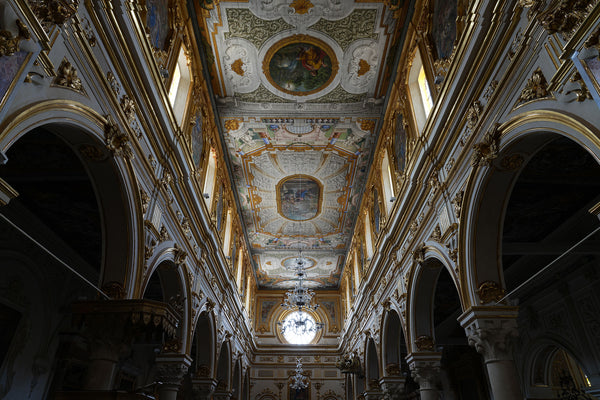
left=232, top=360, right=241, bottom=400
left=0, top=124, right=131, bottom=397
left=241, top=369, right=250, bottom=400
left=411, top=256, right=489, bottom=398
left=216, top=341, right=231, bottom=392
left=433, top=265, right=489, bottom=399
left=365, top=337, right=380, bottom=386
left=0, top=125, right=130, bottom=286
left=528, top=344, right=595, bottom=399
left=498, top=135, right=600, bottom=396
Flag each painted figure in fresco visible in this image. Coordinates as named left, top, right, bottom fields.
left=297, top=45, right=328, bottom=76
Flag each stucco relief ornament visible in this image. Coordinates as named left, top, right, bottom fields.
left=104, top=117, right=133, bottom=159
left=28, top=0, right=79, bottom=25
left=335, top=351, right=361, bottom=374
left=0, top=20, right=31, bottom=57
left=516, top=67, right=550, bottom=106
left=477, top=281, right=506, bottom=304
left=54, top=59, right=85, bottom=93
left=470, top=124, right=500, bottom=168
left=415, top=335, right=435, bottom=351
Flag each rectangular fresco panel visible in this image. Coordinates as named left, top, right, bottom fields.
left=146, top=0, right=169, bottom=50
left=0, top=51, right=30, bottom=110
left=432, top=1, right=457, bottom=60
left=278, top=176, right=320, bottom=221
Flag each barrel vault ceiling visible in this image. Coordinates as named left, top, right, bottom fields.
left=192, top=0, right=405, bottom=289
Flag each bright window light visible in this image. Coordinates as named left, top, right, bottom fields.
left=418, top=66, right=433, bottom=116
left=168, top=62, right=181, bottom=106
left=281, top=311, right=318, bottom=344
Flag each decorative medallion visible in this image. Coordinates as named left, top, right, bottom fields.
left=263, top=35, right=338, bottom=96
left=290, top=0, right=314, bottom=14
left=277, top=175, right=322, bottom=221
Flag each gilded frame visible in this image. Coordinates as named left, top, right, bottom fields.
left=262, top=34, right=339, bottom=97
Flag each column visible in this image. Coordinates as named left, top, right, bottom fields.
left=362, top=379, right=384, bottom=400
left=155, top=353, right=192, bottom=400
left=213, top=379, right=234, bottom=400
left=379, top=376, right=406, bottom=400
left=406, top=353, right=442, bottom=400
left=459, top=306, right=524, bottom=400
left=191, top=377, right=218, bottom=400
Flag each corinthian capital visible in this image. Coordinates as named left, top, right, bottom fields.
left=155, top=354, right=192, bottom=386
left=406, top=353, right=441, bottom=391
left=459, top=306, right=519, bottom=362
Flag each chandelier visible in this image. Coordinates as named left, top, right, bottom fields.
left=290, top=358, right=309, bottom=390
left=278, top=251, right=324, bottom=339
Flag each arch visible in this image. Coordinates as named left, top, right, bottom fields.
left=241, top=369, right=250, bottom=400
left=407, top=252, right=462, bottom=352
left=142, top=256, right=190, bottom=351
left=0, top=102, right=140, bottom=296
left=364, top=337, right=380, bottom=384
left=216, top=340, right=232, bottom=391
left=524, top=338, right=595, bottom=399
left=232, top=358, right=242, bottom=400
left=190, top=310, right=217, bottom=378
left=381, top=309, right=408, bottom=378
left=460, top=111, right=600, bottom=307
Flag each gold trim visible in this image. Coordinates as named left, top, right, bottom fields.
left=262, top=35, right=339, bottom=97
left=0, top=177, right=19, bottom=206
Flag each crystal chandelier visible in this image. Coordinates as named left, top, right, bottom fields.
left=280, top=252, right=319, bottom=312
left=278, top=251, right=324, bottom=339
left=290, top=358, right=309, bottom=390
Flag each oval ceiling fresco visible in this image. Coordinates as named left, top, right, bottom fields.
left=264, top=35, right=338, bottom=96
left=277, top=175, right=322, bottom=221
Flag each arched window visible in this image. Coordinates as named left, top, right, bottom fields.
left=408, top=49, right=433, bottom=131
left=203, top=148, right=217, bottom=208
left=381, top=149, right=395, bottom=214
left=364, top=211, right=374, bottom=260
left=235, top=248, right=244, bottom=292
left=168, top=46, right=192, bottom=124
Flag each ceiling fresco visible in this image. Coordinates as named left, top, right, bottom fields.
left=194, top=0, right=402, bottom=289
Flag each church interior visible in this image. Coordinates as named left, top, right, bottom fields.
left=1, top=0, right=600, bottom=399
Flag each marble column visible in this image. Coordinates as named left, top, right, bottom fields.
left=459, top=306, right=524, bottom=400
left=155, top=353, right=192, bottom=400
left=406, top=353, right=442, bottom=400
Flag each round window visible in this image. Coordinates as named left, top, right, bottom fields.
left=280, top=311, right=319, bottom=344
